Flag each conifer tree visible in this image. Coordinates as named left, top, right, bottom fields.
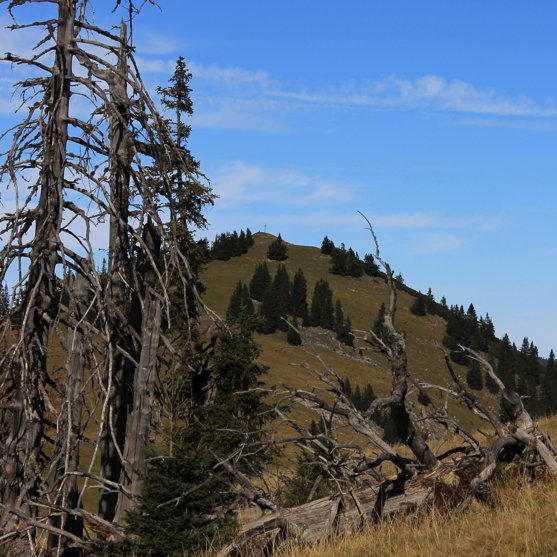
left=466, top=360, right=484, bottom=391
left=267, top=233, right=288, bottom=261
left=310, top=279, right=334, bottom=329
left=426, top=288, right=435, bottom=314
left=347, top=248, right=363, bottom=277
left=291, top=268, right=309, bottom=319
left=329, top=246, right=348, bottom=275
left=363, top=253, right=380, bottom=277
left=320, top=236, right=335, bottom=254
left=249, top=263, right=271, bottom=302
left=127, top=320, right=272, bottom=555
left=373, top=303, right=386, bottom=339
left=246, top=228, right=254, bottom=248
left=410, top=292, right=427, bottom=316
left=226, top=282, right=243, bottom=322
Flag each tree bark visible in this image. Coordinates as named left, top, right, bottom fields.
left=1, top=0, right=75, bottom=531
left=99, top=21, right=136, bottom=523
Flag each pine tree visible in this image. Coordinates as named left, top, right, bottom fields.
left=347, top=249, right=363, bottom=277
left=267, top=234, right=288, bottom=261
left=309, top=279, right=334, bottom=329
left=245, top=228, right=254, bottom=248
left=541, top=350, right=557, bottom=415
left=238, top=229, right=248, bottom=254
left=127, top=321, right=272, bottom=555
left=466, top=360, right=484, bottom=391
left=249, top=263, right=271, bottom=302
left=363, top=253, right=379, bottom=277
left=287, top=317, right=302, bottom=346
left=334, top=299, right=344, bottom=337
left=226, top=282, right=243, bottom=322
left=373, top=303, right=386, bottom=339
left=320, top=236, right=335, bottom=255
left=260, top=285, right=280, bottom=334
left=290, top=268, right=309, bottom=319
left=260, top=265, right=290, bottom=333
left=329, top=246, right=347, bottom=275
left=426, top=288, right=435, bottom=314
left=410, top=293, right=426, bottom=316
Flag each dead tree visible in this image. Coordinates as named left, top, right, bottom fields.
left=0, top=0, right=213, bottom=551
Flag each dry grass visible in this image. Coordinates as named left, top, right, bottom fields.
left=277, top=473, right=557, bottom=557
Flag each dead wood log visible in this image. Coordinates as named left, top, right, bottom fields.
left=218, top=479, right=436, bottom=556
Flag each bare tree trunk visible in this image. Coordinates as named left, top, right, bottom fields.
left=99, top=21, right=136, bottom=523
left=117, top=221, right=162, bottom=520
left=48, top=274, right=89, bottom=554
left=1, top=0, right=75, bottom=530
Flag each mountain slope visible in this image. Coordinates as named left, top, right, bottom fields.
left=201, top=232, right=491, bottom=433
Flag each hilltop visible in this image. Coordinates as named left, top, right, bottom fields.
left=201, top=231, right=493, bottom=433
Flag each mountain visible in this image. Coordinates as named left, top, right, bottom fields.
left=201, top=231, right=493, bottom=433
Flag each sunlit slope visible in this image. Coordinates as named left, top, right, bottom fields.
left=201, top=232, right=488, bottom=433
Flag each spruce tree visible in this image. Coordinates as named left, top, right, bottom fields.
left=291, top=268, right=309, bottom=319
left=320, top=236, right=335, bottom=255
left=426, top=288, right=435, bottom=314
left=260, top=285, right=279, bottom=334
left=245, top=228, right=254, bottom=248
left=347, top=248, right=363, bottom=277
left=466, top=360, right=484, bottom=391
left=249, top=263, right=271, bottom=302
left=226, top=281, right=243, bottom=322
left=410, top=292, right=426, bottom=316
left=267, top=234, right=288, bottom=261
left=309, top=279, right=334, bottom=329
left=126, top=321, right=272, bottom=556
left=363, top=253, right=379, bottom=277
left=373, top=303, right=386, bottom=339
left=329, top=246, right=347, bottom=275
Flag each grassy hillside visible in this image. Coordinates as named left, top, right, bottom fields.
left=201, top=232, right=494, bottom=433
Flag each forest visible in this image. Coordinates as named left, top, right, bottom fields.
left=0, top=2, right=557, bottom=557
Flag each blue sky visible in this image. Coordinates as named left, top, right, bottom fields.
left=0, top=1, right=556, bottom=356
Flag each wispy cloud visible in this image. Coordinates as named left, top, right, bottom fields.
left=211, top=161, right=349, bottom=207
left=272, top=74, right=557, bottom=117
left=455, top=117, right=557, bottom=132
left=135, top=32, right=185, bottom=56
left=370, top=211, right=505, bottom=231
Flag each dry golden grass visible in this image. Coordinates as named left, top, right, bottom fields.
left=277, top=473, right=557, bottom=557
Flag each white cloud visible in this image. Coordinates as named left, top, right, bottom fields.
left=211, top=161, right=349, bottom=207
left=136, top=32, right=184, bottom=56
left=272, top=74, right=557, bottom=117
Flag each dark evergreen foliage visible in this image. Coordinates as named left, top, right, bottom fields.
left=320, top=236, right=335, bottom=255
left=309, top=279, right=335, bottom=330
left=267, top=233, right=288, bottom=261
left=410, top=292, right=427, bottom=316
left=290, top=268, right=309, bottom=320
left=363, top=253, right=380, bottom=277
left=226, top=282, right=254, bottom=322
left=259, top=265, right=290, bottom=333
left=210, top=229, right=254, bottom=261
left=287, top=317, right=302, bottom=346
left=334, top=300, right=354, bottom=347
left=126, top=320, right=272, bottom=556
left=373, top=303, right=386, bottom=340
left=426, top=288, right=435, bottom=314
left=249, top=263, right=271, bottom=302
left=466, top=360, right=484, bottom=391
